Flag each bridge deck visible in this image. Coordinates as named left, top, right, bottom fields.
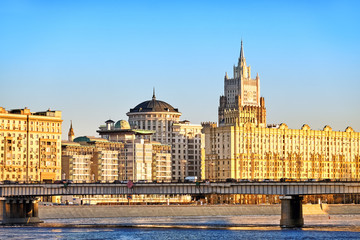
left=1, top=182, right=360, bottom=197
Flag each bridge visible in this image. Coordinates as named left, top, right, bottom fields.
left=1, top=181, right=360, bottom=227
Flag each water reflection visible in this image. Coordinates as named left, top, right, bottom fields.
left=39, top=215, right=360, bottom=232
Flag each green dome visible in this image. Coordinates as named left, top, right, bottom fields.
left=115, top=120, right=130, bottom=129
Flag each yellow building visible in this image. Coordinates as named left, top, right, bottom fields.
left=203, top=122, right=360, bottom=181
left=0, top=107, right=62, bottom=182
left=202, top=42, right=360, bottom=183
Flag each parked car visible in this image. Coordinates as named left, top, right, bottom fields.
left=54, top=180, right=73, bottom=184
left=137, top=180, right=147, bottom=183
left=3, top=180, right=18, bottom=184
left=238, top=179, right=250, bottom=183
left=184, top=176, right=198, bottom=183
left=226, top=178, right=237, bottom=183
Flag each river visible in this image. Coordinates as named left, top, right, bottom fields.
left=1, top=215, right=360, bottom=239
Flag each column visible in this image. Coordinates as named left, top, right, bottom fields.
left=32, top=200, right=39, bottom=218
left=280, top=195, right=304, bottom=228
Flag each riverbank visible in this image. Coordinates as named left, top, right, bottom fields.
left=38, top=204, right=360, bottom=219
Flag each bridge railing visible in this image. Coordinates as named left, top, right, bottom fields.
left=1, top=182, right=360, bottom=197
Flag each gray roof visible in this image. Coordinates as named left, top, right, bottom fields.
left=129, top=95, right=179, bottom=113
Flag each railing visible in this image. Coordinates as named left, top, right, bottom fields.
left=1, top=181, right=360, bottom=197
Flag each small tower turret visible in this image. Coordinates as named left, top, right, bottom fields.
left=68, top=121, right=75, bottom=142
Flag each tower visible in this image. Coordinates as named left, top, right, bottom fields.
left=68, top=121, right=75, bottom=142
left=218, top=41, right=266, bottom=127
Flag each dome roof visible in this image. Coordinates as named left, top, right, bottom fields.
left=129, top=93, right=179, bottom=113
left=115, top=120, right=130, bottom=129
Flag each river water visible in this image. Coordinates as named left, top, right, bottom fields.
left=1, top=215, right=360, bottom=239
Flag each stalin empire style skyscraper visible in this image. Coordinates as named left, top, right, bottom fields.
left=218, top=41, right=266, bottom=127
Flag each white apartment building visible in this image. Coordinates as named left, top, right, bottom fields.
left=126, top=91, right=204, bottom=180
left=97, top=120, right=172, bottom=182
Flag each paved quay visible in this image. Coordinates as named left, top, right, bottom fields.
left=38, top=204, right=360, bottom=219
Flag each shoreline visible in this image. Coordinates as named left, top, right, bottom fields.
left=39, top=204, right=360, bottom=219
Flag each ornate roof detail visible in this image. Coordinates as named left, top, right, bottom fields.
left=129, top=91, right=179, bottom=113
left=115, top=120, right=131, bottom=129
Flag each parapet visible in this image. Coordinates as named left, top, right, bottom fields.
left=201, top=122, right=217, bottom=128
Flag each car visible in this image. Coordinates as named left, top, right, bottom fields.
left=226, top=178, right=237, bottom=183
left=54, top=180, right=73, bottom=184
left=184, top=176, right=198, bottom=183
left=322, top=179, right=332, bottom=182
left=113, top=180, right=121, bottom=184
left=3, top=180, right=18, bottom=184
left=137, top=180, right=147, bottom=183
left=239, top=179, right=250, bottom=183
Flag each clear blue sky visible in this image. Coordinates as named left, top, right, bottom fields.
left=1, top=0, right=359, bottom=139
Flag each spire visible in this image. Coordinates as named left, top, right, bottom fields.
left=68, top=120, right=75, bottom=142
left=152, top=87, right=156, bottom=100
left=240, top=39, right=245, bottom=62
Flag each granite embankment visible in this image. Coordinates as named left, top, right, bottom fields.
left=39, top=204, right=360, bottom=219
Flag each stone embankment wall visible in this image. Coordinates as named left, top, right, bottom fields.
left=39, top=204, right=360, bottom=219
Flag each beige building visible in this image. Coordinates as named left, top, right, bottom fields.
left=97, top=120, right=172, bottom=182
left=62, top=135, right=179, bottom=204
left=152, top=142, right=172, bottom=182
left=172, top=121, right=204, bottom=180
left=0, top=107, right=62, bottom=182
left=127, top=90, right=182, bottom=143
left=62, top=136, right=124, bottom=183
left=61, top=141, right=94, bottom=182
left=127, top=91, right=204, bottom=180
left=202, top=42, right=360, bottom=183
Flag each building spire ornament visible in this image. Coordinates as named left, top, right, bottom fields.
left=240, top=39, right=245, bottom=62
left=68, top=120, right=75, bottom=142
left=152, top=87, right=156, bottom=100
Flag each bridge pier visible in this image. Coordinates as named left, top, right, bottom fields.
left=280, top=195, right=304, bottom=228
left=0, top=197, right=42, bottom=225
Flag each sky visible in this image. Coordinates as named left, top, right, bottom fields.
left=0, top=0, right=359, bottom=139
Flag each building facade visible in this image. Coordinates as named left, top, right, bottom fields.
left=218, top=41, right=266, bottom=127
left=126, top=92, right=204, bottom=180
left=152, top=143, right=172, bottom=182
left=62, top=136, right=179, bottom=204
left=62, top=136, right=125, bottom=183
left=202, top=42, right=360, bottom=182
left=97, top=120, right=172, bottom=182
left=61, top=141, right=94, bottom=182
left=126, top=91, right=181, bottom=143
left=172, top=121, right=204, bottom=180
left=203, top=122, right=360, bottom=181
left=0, top=107, right=62, bottom=182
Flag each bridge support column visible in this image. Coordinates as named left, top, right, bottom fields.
left=280, top=195, right=303, bottom=228
left=0, top=197, right=43, bottom=225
